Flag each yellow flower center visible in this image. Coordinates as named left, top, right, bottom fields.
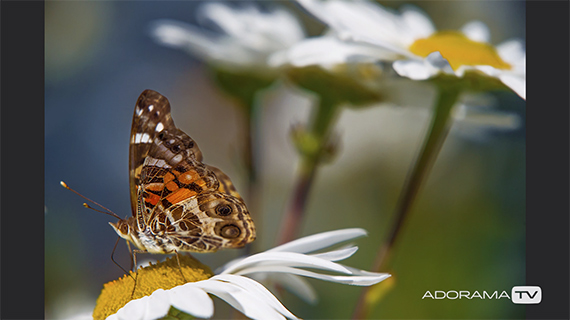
left=92, top=255, right=214, bottom=320
left=409, top=31, right=511, bottom=71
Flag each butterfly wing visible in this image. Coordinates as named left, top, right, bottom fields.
left=128, top=90, right=255, bottom=253
left=129, top=89, right=205, bottom=214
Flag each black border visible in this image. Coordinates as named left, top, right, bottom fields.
left=1, top=1, right=45, bottom=319
left=526, top=1, right=570, bottom=319
left=1, top=1, right=569, bottom=320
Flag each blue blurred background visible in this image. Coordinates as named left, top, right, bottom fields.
left=45, top=1, right=525, bottom=319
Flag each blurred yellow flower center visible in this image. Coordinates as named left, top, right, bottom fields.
left=92, top=255, right=213, bottom=320
left=409, top=31, right=511, bottom=71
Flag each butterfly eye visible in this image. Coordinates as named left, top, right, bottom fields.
left=220, top=224, right=241, bottom=239
left=120, top=222, right=129, bottom=234
left=216, top=204, right=232, bottom=216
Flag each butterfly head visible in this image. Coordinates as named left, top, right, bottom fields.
left=109, top=218, right=135, bottom=242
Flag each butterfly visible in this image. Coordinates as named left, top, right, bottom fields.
left=109, top=89, right=256, bottom=255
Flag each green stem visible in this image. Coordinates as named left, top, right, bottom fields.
left=241, top=96, right=262, bottom=254
left=243, top=97, right=260, bottom=206
left=352, top=82, right=461, bottom=319
left=277, top=98, right=338, bottom=244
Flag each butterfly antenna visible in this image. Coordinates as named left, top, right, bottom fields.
left=82, top=203, right=121, bottom=219
left=60, top=181, right=121, bottom=220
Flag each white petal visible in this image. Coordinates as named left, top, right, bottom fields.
left=195, top=279, right=286, bottom=320
left=144, top=289, right=171, bottom=320
left=267, top=228, right=367, bottom=253
left=258, top=272, right=318, bottom=304
left=400, top=5, right=435, bottom=39
left=469, top=64, right=499, bottom=77
left=261, top=8, right=307, bottom=47
left=344, top=265, right=391, bottom=277
left=496, top=39, right=525, bottom=69
left=236, top=265, right=391, bottom=286
left=297, top=0, right=415, bottom=48
left=169, top=284, right=214, bottom=319
left=149, top=20, right=262, bottom=66
left=198, top=3, right=304, bottom=51
left=105, top=314, right=119, bottom=320
left=393, top=58, right=437, bottom=80
left=499, top=73, right=526, bottom=100
left=149, top=20, right=223, bottom=59
left=295, top=1, right=410, bottom=58
left=461, top=21, right=490, bottom=43
left=425, top=51, right=455, bottom=74
left=310, top=245, right=359, bottom=261
left=269, top=37, right=397, bottom=68
left=339, top=33, right=415, bottom=58
left=295, top=0, right=334, bottom=28
left=332, top=1, right=412, bottom=45
left=221, top=251, right=352, bottom=275
left=198, top=3, right=248, bottom=39
left=273, top=9, right=307, bottom=46
left=116, top=295, right=149, bottom=320
left=212, top=274, right=300, bottom=320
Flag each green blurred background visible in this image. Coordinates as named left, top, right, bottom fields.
left=45, top=1, right=525, bottom=319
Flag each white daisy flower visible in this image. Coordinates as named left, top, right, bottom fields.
left=98, top=228, right=389, bottom=320
left=281, top=0, right=525, bottom=99
left=150, top=2, right=306, bottom=70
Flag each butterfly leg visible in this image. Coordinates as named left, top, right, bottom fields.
left=126, top=240, right=135, bottom=271
left=174, top=251, right=187, bottom=283
left=110, top=236, right=134, bottom=280
left=129, top=248, right=148, bottom=299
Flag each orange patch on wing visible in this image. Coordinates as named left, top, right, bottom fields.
left=178, top=170, right=200, bottom=184
left=166, top=188, right=196, bottom=204
left=164, top=172, right=175, bottom=184
left=145, top=193, right=161, bottom=206
left=165, top=181, right=179, bottom=191
left=145, top=183, right=164, bottom=192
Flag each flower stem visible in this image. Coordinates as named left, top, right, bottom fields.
left=241, top=97, right=262, bottom=253
left=244, top=98, right=261, bottom=214
left=352, top=82, right=461, bottom=319
left=277, top=98, right=338, bottom=244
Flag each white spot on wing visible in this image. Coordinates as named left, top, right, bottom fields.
left=134, top=133, right=151, bottom=143
left=155, top=159, right=169, bottom=168
left=145, top=157, right=171, bottom=168
left=172, top=154, right=183, bottom=162
left=156, top=122, right=164, bottom=132
left=136, top=107, right=143, bottom=116
left=148, top=105, right=154, bottom=111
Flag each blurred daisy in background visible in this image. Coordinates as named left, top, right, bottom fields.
left=150, top=2, right=306, bottom=72
left=284, top=0, right=525, bottom=99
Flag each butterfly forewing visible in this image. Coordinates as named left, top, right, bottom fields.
left=122, top=89, right=255, bottom=253
left=129, top=90, right=202, bottom=213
